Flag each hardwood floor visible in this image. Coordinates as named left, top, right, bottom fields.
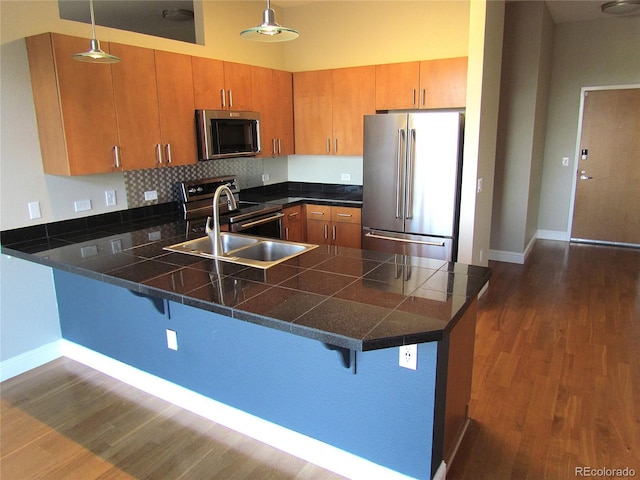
left=449, top=240, right=640, bottom=479
left=1, top=240, right=638, bottom=479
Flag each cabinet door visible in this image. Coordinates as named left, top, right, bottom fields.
left=26, top=33, right=120, bottom=175
left=110, top=43, right=162, bottom=170
left=419, top=57, right=467, bottom=109
left=332, top=207, right=362, bottom=249
left=273, top=69, right=294, bottom=156
left=192, top=56, right=226, bottom=109
left=332, top=66, right=375, bottom=156
left=375, top=61, right=420, bottom=111
left=305, top=204, right=332, bottom=244
left=251, top=66, right=276, bottom=156
left=293, top=70, right=333, bottom=155
left=155, top=51, right=198, bottom=167
left=281, top=205, right=305, bottom=241
left=224, top=61, right=253, bottom=111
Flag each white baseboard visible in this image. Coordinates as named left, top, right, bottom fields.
left=536, top=229, right=570, bottom=241
left=0, top=340, right=62, bottom=382
left=60, top=340, right=416, bottom=480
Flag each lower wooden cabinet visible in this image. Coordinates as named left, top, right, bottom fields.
left=281, top=205, right=305, bottom=242
left=305, top=205, right=361, bottom=249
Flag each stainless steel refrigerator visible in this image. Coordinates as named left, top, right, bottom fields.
left=361, top=111, right=464, bottom=261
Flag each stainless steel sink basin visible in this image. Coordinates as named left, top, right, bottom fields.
left=164, top=232, right=318, bottom=269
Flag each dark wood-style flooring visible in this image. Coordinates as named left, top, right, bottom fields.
left=1, top=240, right=639, bottom=479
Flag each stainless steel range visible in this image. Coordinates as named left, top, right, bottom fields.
left=180, top=176, right=283, bottom=238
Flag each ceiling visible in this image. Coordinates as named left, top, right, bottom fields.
left=58, top=0, right=637, bottom=45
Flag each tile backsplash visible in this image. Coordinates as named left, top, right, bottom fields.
left=124, top=157, right=264, bottom=207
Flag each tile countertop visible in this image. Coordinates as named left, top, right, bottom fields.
left=1, top=194, right=490, bottom=352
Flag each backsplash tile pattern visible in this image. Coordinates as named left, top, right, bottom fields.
left=124, top=158, right=264, bottom=208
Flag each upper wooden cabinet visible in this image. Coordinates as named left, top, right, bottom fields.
left=26, top=33, right=121, bottom=175
left=375, top=57, right=467, bottom=111
left=192, top=57, right=253, bottom=111
left=293, top=66, right=375, bottom=156
left=251, top=67, right=294, bottom=157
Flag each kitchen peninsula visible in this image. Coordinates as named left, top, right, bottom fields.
left=1, top=194, right=489, bottom=480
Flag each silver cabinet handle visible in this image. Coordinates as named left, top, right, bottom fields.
left=411, top=88, right=416, bottom=106
left=421, top=88, right=426, bottom=106
left=272, top=138, right=277, bottom=155
left=277, top=138, right=281, bottom=154
left=327, top=138, right=331, bottom=154
left=580, top=170, right=593, bottom=180
left=221, top=88, right=226, bottom=108
left=288, top=212, right=299, bottom=218
left=165, top=144, right=172, bottom=164
left=228, top=90, right=233, bottom=108
left=332, top=224, right=336, bottom=241
left=310, top=211, right=325, bottom=215
left=284, top=227, right=289, bottom=240
left=334, top=138, right=338, bottom=154
left=113, top=145, right=121, bottom=168
left=324, top=224, right=328, bottom=239
left=336, top=213, right=352, bottom=217
left=155, top=143, right=163, bottom=164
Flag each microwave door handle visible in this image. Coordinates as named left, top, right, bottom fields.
left=198, top=112, right=211, bottom=160
left=406, top=128, right=416, bottom=219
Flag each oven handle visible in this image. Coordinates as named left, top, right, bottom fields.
left=237, top=213, right=284, bottom=229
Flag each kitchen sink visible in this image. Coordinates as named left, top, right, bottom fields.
left=164, top=232, right=318, bottom=269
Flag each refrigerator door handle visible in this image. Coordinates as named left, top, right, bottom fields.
left=396, top=129, right=406, bottom=219
left=406, top=128, right=416, bottom=219
left=364, top=232, right=446, bottom=247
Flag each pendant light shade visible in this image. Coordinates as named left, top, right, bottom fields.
left=601, top=0, right=640, bottom=15
left=240, top=0, right=299, bottom=42
left=73, top=0, right=120, bottom=63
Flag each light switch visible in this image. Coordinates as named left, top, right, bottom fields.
left=166, top=329, right=178, bottom=350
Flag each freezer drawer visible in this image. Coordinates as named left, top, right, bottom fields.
left=362, top=228, right=454, bottom=261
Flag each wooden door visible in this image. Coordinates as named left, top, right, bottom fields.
left=224, top=61, right=253, bottom=111
left=571, top=88, right=640, bottom=245
left=155, top=51, right=198, bottom=167
left=375, top=61, right=420, bottom=110
left=251, top=66, right=276, bottom=156
left=192, top=57, right=226, bottom=109
left=27, top=33, right=120, bottom=175
left=110, top=43, right=161, bottom=170
left=293, top=70, right=333, bottom=154
left=273, top=70, right=294, bottom=156
left=332, top=66, right=375, bottom=156
left=419, top=57, right=467, bottom=109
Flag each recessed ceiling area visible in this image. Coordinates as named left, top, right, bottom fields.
left=57, top=1, right=638, bottom=47
left=58, top=0, right=197, bottom=44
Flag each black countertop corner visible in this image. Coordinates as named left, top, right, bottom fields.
left=1, top=192, right=490, bottom=352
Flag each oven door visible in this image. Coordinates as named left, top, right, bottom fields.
left=230, top=212, right=284, bottom=239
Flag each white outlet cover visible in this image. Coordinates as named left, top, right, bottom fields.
left=166, top=329, right=178, bottom=351
left=144, top=190, right=158, bottom=201
left=399, top=344, right=417, bottom=370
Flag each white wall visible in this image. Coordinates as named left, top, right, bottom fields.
left=490, top=1, right=553, bottom=262
left=538, top=16, right=640, bottom=237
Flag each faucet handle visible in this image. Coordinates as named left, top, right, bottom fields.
left=205, top=216, right=213, bottom=235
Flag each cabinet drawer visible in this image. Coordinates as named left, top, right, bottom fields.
left=283, top=204, right=303, bottom=223
left=331, top=207, right=361, bottom=224
left=305, top=204, right=331, bottom=220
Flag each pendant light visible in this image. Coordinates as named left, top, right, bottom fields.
left=240, top=0, right=299, bottom=42
left=601, top=0, right=640, bottom=15
left=73, top=0, right=120, bottom=63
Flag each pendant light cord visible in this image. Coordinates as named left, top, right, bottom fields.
left=89, top=0, right=97, bottom=40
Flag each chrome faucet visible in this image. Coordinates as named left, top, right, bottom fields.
left=205, top=185, right=237, bottom=257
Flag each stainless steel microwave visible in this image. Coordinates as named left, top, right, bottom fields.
left=195, top=110, right=261, bottom=161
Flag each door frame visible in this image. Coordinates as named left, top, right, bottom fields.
left=566, top=84, right=640, bottom=242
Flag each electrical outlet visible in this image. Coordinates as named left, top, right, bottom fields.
left=74, top=199, right=92, bottom=212
left=562, top=157, right=570, bottom=167
left=262, top=173, right=270, bottom=181
left=476, top=178, right=483, bottom=193
left=28, top=201, right=41, bottom=220
left=399, top=344, right=417, bottom=370
left=166, top=329, right=178, bottom=350
left=341, top=173, right=351, bottom=181
left=144, top=190, right=158, bottom=201
left=105, top=190, right=117, bottom=206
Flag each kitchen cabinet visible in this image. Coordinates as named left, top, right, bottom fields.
left=375, top=57, right=467, bottom=110
left=26, top=33, right=121, bottom=175
left=281, top=204, right=305, bottom=242
left=154, top=50, right=198, bottom=167
left=192, top=57, right=253, bottom=111
left=110, top=45, right=197, bottom=169
left=251, top=67, right=294, bottom=156
left=305, top=205, right=361, bottom=249
left=293, top=66, right=375, bottom=156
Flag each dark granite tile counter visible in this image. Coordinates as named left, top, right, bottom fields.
left=241, top=181, right=363, bottom=207
left=1, top=201, right=489, bottom=352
